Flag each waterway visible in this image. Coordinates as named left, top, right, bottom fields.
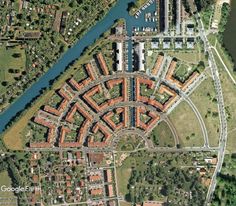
left=0, top=0, right=157, bottom=133
left=223, top=0, right=236, bottom=65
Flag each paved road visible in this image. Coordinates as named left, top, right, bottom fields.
left=116, top=146, right=219, bottom=153
left=162, top=78, right=210, bottom=147
left=194, top=6, right=228, bottom=206
left=163, top=117, right=180, bottom=146
left=183, top=94, right=209, bottom=147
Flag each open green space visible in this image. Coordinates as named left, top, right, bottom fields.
left=146, top=49, right=159, bottom=71
left=149, top=121, right=175, bottom=147
left=217, top=68, right=236, bottom=152
left=190, top=78, right=220, bottom=147
left=200, top=4, right=214, bottom=29
left=174, top=63, right=195, bottom=83
left=92, top=90, right=107, bottom=105
left=140, top=84, right=154, bottom=97
left=120, top=201, right=132, bottom=206
left=47, top=93, right=63, bottom=108
left=167, top=43, right=206, bottom=65
left=109, top=84, right=121, bottom=99
left=0, top=171, right=17, bottom=204
left=116, top=135, right=144, bottom=151
left=169, top=101, right=204, bottom=147
left=211, top=42, right=236, bottom=153
left=0, top=45, right=26, bottom=93
left=116, top=154, right=134, bottom=196
left=116, top=151, right=208, bottom=205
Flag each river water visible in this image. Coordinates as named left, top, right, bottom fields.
left=0, top=0, right=157, bottom=133
left=223, top=0, right=236, bottom=66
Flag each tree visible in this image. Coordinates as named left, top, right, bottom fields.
left=12, top=53, right=21, bottom=58
left=1, top=81, right=8, bottom=86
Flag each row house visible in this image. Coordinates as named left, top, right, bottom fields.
left=166, top=60, right=200, bottom=91
left=158, top=84, right=179, bottom=112
left=103, top=107, right=129, bottom=131
left=83, top=85, right=108, bottom=112
left=30, top=115, right=56, bottom=148
left=97, top=53, right=110, bottom=76
left=68, top=63, right=96, bottom=91
left=135, top=106, right=160, bottom=131
left=152, top=54, right=164, bottom=76
left=135, top=77, right=164, bottom=110
left=88, top=123, right=112, bottom=148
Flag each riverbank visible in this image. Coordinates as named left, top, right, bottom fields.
left=223, top=0, right=236, bottom=69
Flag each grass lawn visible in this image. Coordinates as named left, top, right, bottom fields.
left=174, top=63, right=195, bottom=83
left=116, top=155, right=134, bottom=196
left=210, top=41, right=236, bottom=152
left=215, top=42, right=236, bottom=78
left=0, top=45, right=26, bottom=93
left=208, top=33, right=236, bottom=79
left=0, top=171, right=17, bottom=206
left=221, top=154, right=236, bottom=176
left=207, top=33, right=217, bottom=46
left=116, top=135, right=143, bottom=151
left=3, top=87, right=57, bottom=150
left=149, top=121, right=175, bottom=147
left=167, top=50, right=204, bottom=65
left=120, top=201, right=132, bottom=206
left=168, top=101, right=204, bottom=147
left=200, top=5, right=214, bottom=29
left=146, top=49, right=159, bottom=71
left=216, top=60, right=236, bottom=153
left=190, top=77, right=220, bottom=147
left=226, top=132, right=236, bottom=153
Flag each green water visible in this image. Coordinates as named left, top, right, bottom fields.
left=223, top=1, right=236, bottom=65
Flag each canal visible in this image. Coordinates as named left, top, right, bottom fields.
left=0, top=0, right=157, bottom=133
left=223, top=0, right=236, bottom=66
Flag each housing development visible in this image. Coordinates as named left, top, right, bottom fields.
left=0, top=0, right=236, bottom=206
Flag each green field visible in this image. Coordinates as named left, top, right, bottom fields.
left=0, top=45, right=26, bottom=92
left=169, top=101, right=204, bottom=147
left=149, top=121, right=175, bottom=147
left=174, top=63, right=195, bottom=83
left=210, top=45, right=236, bottom=153
left=207, top=32, right=236, bottom=152
left=0, top=171, right=17, bottom=206
left=116, top=135, right=144, bottom=151
left=120, top=201, right=132, bottom=206
left=167, top=48, right=205, bottom=65
left=146, top=49, right=159, bottom=71
left=217, top=63, right=236, bottom=153
left=116, top=155, right=134, bottom=196
left=190, top=78, right=220, bottom=147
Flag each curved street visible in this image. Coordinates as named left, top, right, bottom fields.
left=193, top=5, right=228, bottom=205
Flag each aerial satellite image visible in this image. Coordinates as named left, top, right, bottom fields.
left=0, top=0, right=235, bottom=205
